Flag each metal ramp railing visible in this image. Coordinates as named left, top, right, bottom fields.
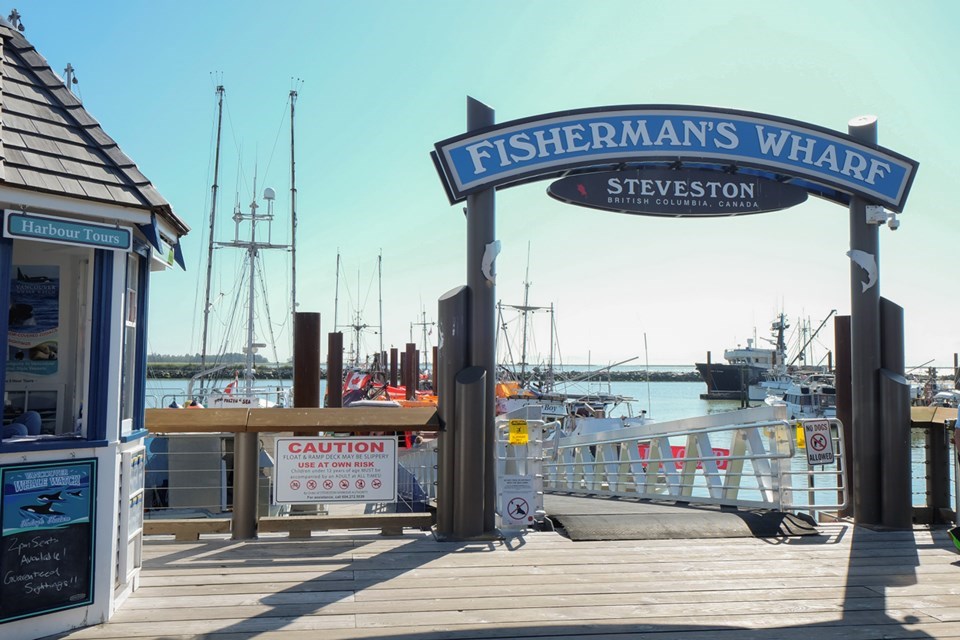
left=535, top=405, right=847, bottom=517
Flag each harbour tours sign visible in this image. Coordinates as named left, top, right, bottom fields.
left=432, top=105, right=918, bottom=212
left=4, top=210, right=132, bottom=252
left=547, top=168, right=808, bottom=217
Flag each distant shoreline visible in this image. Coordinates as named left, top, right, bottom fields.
left=146, top=363, right=703, bottom=383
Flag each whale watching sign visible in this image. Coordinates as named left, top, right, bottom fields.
left=432, top=105, right=918, bottom=212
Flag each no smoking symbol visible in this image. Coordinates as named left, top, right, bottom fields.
left=372, top=478, right=382, bottom=489
left=810, top=432, right=829, bottom=452
left=306, top=479, right=317, bottom=490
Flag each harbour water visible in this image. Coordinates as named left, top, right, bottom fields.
left=145, top=377, right=725, bottom=420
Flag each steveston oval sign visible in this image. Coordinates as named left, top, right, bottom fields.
left=547, top=168, right=808, bottom=217
left=432, top=105, right=918, bottom=212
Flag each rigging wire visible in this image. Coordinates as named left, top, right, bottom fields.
left=254, top=252, right=283, bottom=372
left=261, top=93, right=292, bottom=185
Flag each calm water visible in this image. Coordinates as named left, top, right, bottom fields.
left=145, top=377, right=726, bottom=420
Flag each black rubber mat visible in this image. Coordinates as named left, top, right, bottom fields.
left=544, top=494, right=819, bottom=541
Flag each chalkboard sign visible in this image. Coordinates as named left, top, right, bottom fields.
left=1, top=459, right=97, bottom=623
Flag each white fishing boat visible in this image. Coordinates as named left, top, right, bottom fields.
left=765, top=373, right=837, bottom=420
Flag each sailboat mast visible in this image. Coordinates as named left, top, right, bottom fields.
left=519, top=242, right=532, bottom=382
left=201, top=85, right=225, bottom=372
left=289, top=88, right=298, bottom=359
left=378, top=252, right=383, bottom=359
left=334, top=251, right=340, bottom=333
left=245, top=173, right=259, bottom=391
left=547, top=302, right=555, bottom=392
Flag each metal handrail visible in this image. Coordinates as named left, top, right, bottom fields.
left=532, top=406, right=847, bottom=517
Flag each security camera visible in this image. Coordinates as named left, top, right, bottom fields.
left=887, top=215, right=900, bottom=231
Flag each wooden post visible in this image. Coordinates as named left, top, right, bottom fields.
left=327, top=332, right=343, bottom=408
left=406, top=343, right=417, bottom=400
left=834, top=315, right=853, bottom=518
left=293, top=313, right=321, bottom=415
left=390, top=348, right=398, bottom=387
left=292, top=312, right=323, bottom=516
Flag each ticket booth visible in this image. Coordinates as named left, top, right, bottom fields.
left=0, top=16, right=188, bottom=640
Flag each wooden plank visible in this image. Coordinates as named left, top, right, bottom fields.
left=911, top=405, right=958, bottom=425
left=143, top=518, right=231, bottom=541
left=258, top=513, right=433, bottom=537
left=246, top=407, right=439, bottom=433
left=145, top=406, right=440, bottom=433
left=145, top=407, right=249, bottom=433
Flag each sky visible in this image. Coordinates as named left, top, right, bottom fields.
left=8, top=1, right=960, bottom=369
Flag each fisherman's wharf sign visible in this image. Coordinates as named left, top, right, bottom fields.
left=432, top=106, right=918, bottom=212
left=548, top=168, right=808, bottom=217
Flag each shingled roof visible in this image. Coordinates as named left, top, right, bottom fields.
left=0, top=16, right=188, bottom=236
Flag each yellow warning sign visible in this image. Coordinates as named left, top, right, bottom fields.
left=508, top=419, right=529, bottom=445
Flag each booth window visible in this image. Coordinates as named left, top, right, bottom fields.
left=120, top=251, right=148, bottom=437
left=2, top=238, right=92, bottom=446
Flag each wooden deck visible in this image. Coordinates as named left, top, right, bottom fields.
left=45, top=523, right=960, bottom=640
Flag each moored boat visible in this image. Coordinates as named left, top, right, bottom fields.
left=697, top=315, right=788, bottom=398
left=765, top=373, right=837, bottom=420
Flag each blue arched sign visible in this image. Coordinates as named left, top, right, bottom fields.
left=432, top=105, right=918, bottom=212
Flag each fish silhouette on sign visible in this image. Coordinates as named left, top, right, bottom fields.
left=846, top=250, right=877, bottom=292
left=20, top=502, right=65, bottom=516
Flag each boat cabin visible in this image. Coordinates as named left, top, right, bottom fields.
left=0, top=16, right=187, bottom=640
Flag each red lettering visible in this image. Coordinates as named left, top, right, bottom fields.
left=288, top=439, right=386, bottom=455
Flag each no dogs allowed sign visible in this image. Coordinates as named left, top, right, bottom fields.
left=801, top=419, right=836, bottom=466
left=274, top=437, right=397, bottom=504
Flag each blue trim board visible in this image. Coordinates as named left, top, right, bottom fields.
left=120, top=429, right=149, bottom=443
left=0, top=438, right=108, bottom=454
left=86, top=249, right=113, bottom=442
left=0, top=237, right=12, bottom=405
left=136, top=213, right=162, bottom=251
left=133, top=254, right=149, bottom=432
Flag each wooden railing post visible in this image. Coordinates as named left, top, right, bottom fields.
left=232, top=431, right=258, bottom=539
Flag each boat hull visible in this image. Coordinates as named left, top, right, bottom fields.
left=695, top=362, right=765, bottom=393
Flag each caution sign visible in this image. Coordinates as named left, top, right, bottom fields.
left=274, top=437, right=397, bottom=504
left=500, top=474, right=536, bottom=526
left=508, top=419, right=529, bottom=445
left=802, top=419, right=835, bottom=465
